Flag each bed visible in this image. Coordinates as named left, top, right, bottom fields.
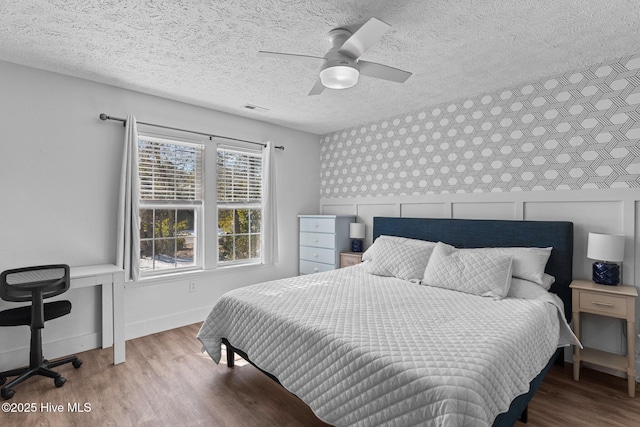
left=197, top=217, right=577, bottom=426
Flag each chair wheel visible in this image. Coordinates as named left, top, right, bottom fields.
left=0, top=377, right=6, bottom=386
left=72, top=359, right=83, bottom=369
left=54, top=376, right=66, bottom=388
left=1, top=388, right=15, bottom=400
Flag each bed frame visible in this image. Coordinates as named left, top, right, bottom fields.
left=225, top=217, right=574, bottom=426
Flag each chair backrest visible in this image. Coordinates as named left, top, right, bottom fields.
left=0, top=265, right=70, bottom=302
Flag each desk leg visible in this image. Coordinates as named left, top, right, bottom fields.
left=572, top=311, right=581, bottom=381
left=101, top=277, right=114, bottom=348
left=627, top=319, right=635, bottom=397
left=113, top=271, right=125, bottom=364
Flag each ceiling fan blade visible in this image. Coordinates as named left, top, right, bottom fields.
left=258, top=51, right=325, bottom=64
left=358, top=61, right=412, bottom=83
left=308, top=79, right=325, bottom=96
left=338, top=17, right=390, bottom=59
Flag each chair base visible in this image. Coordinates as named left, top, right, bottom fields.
left=1, top=355, right=82, bottom=400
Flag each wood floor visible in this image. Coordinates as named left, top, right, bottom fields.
left=2, top=323, right=639, bottom=427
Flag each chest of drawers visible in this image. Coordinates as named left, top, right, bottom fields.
left=298, top=215, right=355, bottom=275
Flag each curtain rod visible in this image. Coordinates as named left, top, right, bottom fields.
left=99, top=113, right=284, bottom=150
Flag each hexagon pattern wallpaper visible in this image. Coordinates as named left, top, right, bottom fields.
left=320, top=53, right=640, bottom=198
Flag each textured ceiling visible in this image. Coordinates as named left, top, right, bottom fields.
left=1, top=0, right=640, bottom=135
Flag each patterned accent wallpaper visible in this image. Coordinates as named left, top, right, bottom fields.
left=320, top=54, right=640, bottom=198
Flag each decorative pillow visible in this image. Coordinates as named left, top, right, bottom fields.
left=421, top=242, right=513, bottom=299
left=470, top=247, right=552, bottom=286
left=362, top=235, right=436, bottom=281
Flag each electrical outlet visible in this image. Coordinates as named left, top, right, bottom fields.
left=189, top=281, right=197, bottom=292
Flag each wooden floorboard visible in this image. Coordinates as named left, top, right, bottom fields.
left=1, top=323, right=638, bottom=426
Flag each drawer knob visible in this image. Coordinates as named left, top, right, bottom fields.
left=313, top=253, right=318, bottom=257
left=314, top=238, right=319, bottom=242
left=314, top=268, right=319, bottom=272
left=592, top=301, right=614, bottom=307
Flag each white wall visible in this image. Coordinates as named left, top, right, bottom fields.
left=0, top=60, right=320, bottom=369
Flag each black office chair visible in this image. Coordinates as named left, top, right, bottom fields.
left=0, top=264, right=82, bottom=400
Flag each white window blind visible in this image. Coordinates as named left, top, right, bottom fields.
left=217, top=149, right=262, bottom=203
left=138, top=135, right=204, bottom=275
left=139, top=136, right=204, bottom=201
left=217, top=147, right=263, bottom=265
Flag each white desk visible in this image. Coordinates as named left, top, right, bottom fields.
left=70, top=264, right=125, bottom=364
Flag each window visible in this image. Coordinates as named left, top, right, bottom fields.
left=138, top=136, right=203, bottom=274
left=136, top=135, right=265, bottom=277
left=216, top=148, right=262, bottom=265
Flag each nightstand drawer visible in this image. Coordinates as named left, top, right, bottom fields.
left=340, top=252, right=362, bottom=267
left=579, top=291, right=627, bottom=317
left=300, top=246, right=335, bottom=265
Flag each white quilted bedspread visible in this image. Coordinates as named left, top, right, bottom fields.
left=197, top=266, right=571, bottom=427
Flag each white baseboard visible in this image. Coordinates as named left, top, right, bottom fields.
left=125, top=306, right=212, bottom=341
left=0, top=333, right=100, bottom=372
left=0, top=308, right=211, bottom=372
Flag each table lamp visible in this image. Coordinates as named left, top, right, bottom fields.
left=587, top=232, right=624, bottom=286
left=350, top=223, right=365, bottom=252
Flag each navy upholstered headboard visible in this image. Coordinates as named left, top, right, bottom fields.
left=373, top=217, right=574, bottom=321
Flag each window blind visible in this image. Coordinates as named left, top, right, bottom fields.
left=217, top=149, right=262, bottom=203
left=138, top=137, right=204, bottom=201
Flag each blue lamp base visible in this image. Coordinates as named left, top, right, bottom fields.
left=592, top=262, right=620, bottom=286
left=351, top=239, right=363, bottom=252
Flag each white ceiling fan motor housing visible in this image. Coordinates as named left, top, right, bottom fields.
left=319, top=28, right=360, bottom=89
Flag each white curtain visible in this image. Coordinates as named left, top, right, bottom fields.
left=261, top=141, right=279, bottom=264
left=116, top=115, right=141, bottom=281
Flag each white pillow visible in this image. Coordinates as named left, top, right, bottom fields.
left=539, top=273, right=555, bottom=291
left=421, top=242, right=513, bottom=299
left=508, top=277, right=550, bottom=299
left=362, top=235, right=436, bottom=281
left=466, top=247, right=552, bottom=286
left=363, top=235, right=437, bottom=250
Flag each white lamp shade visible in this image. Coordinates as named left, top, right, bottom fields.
left=349, top=222, right=365, bottom=239
left=587, top=232, right=624, bottom=262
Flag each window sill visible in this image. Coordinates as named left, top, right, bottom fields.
left=126, top=262, right=271, bottom=288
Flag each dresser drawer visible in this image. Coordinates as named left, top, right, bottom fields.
left=300, top=246, right=335, bottom=265
left=579, top=291, right=627, bottom=317
left=300, top=217, right=336, bottom=233
left=299, top=260, right=335, bottom=275
left=300, top=232, right=335, bottom=249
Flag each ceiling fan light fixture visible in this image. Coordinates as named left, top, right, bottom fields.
left=259, top=18, right=410, bottom=95
left=319, top=65, right=359, bottom=89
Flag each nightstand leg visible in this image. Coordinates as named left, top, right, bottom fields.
left=572, top=311, right=581, bottom=381
left=627, top=319, right=635, bottom=397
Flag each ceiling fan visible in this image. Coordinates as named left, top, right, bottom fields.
left=258, top=17, right=412, bottom=96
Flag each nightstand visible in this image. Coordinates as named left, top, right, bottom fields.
left=340, top=252, right=363, bottom=268
left=570, top=279, right=637, bottom=397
